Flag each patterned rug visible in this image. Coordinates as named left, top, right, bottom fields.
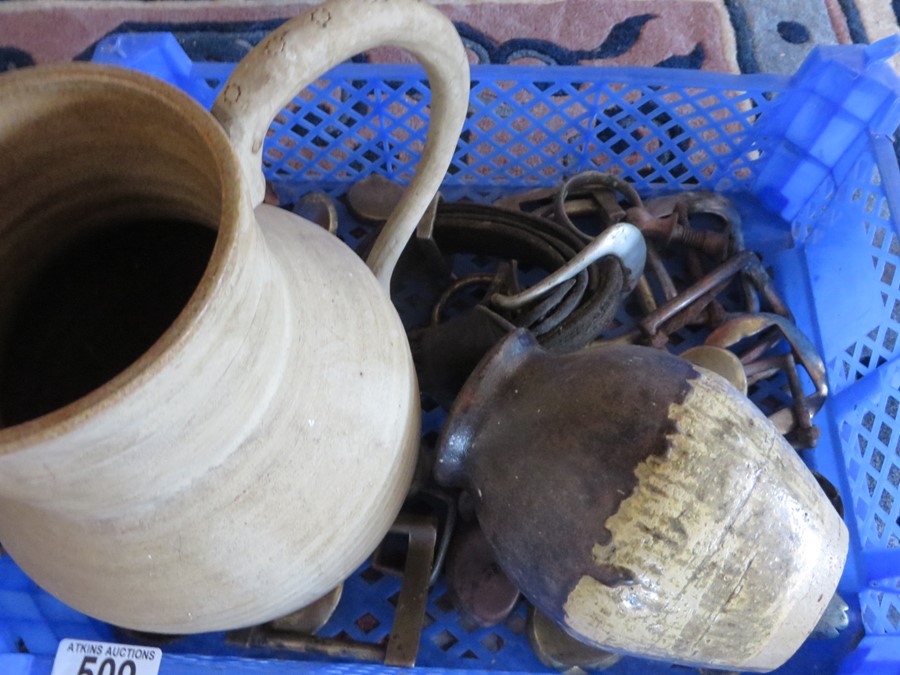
left=0, top=0, right=898, bottom=75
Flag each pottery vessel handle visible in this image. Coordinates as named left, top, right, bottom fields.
left=211, top=0, right=470, bottom=288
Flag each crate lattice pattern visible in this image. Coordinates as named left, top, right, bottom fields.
left=315, top=565, right=540, bottom=670
left=859, top=584, right=900, bottom=635
left=786, top=137, right=900, bottom=636
left=837, top=366, right=900, bottom=634
left=261, top=66, right=784, bottom=194
left=817, top=151, right=900, bottom=392
left=840, top=392, right=900, bottom=551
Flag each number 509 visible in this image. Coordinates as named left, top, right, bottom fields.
left=78, top=656, right=137, bottom=675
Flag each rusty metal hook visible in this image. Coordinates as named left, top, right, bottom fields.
left=706, top=312, right=828, bottom=448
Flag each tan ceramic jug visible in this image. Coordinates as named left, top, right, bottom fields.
left=0, top=0, right=469, bottom=633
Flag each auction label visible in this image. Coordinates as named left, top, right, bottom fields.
left=51, top=639, right=162, bottom=675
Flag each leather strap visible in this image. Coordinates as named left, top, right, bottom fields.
left=429, top=201, right=626, bottom=351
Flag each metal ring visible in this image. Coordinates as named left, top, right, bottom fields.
left=430, top=274, right=497, bottom=326
left=554, top=171, right=643, bottom=242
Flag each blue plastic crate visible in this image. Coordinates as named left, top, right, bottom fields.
left=3, top=30, right=900, bottom=675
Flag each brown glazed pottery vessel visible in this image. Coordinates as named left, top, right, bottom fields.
left=434, top=330, right=848, bottom=672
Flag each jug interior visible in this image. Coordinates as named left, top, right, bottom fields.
left=0, top=71, right=227, bottom=429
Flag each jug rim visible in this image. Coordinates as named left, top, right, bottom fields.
left=0, top=63, right=247, bottom=451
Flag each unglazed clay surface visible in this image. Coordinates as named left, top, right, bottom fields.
left=0, top=0, right=468, bottom=633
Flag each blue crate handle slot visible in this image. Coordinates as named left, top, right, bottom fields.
left=746, top=35, right=900, bottom=229
left=92, top=33, right=233, bottom=109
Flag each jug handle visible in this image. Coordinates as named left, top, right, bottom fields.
left=211, top=0, right=470, bottom=289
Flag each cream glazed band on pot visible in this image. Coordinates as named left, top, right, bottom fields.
left=0, top=0, right=468, bottom=633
